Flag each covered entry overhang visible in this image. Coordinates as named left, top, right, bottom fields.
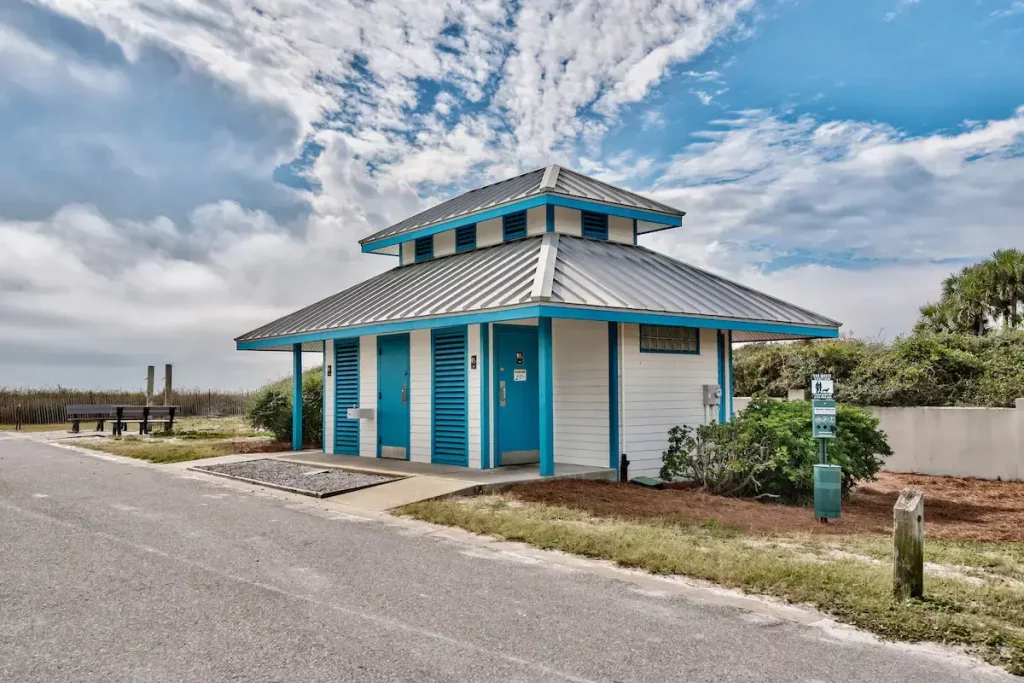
left=235, top=235, right=840, bottom=471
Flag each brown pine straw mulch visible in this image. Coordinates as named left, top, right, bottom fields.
left=509, top=472, right=1024, bottom=542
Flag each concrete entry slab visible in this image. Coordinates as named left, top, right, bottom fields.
left=275, top=452, right=615, bottom=488
left=329, top=476, right=477, bottom=512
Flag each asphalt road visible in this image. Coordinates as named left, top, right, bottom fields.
left=0, top=437, right=1011, bottom=682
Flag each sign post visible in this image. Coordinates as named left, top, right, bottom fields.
left=811, top=373, right=841, bottom=521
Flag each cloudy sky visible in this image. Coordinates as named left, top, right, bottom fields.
left=2, top=0, right=1023, bottom=390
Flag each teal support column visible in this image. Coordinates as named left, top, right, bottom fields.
left=717, top=332, right=726, bottom=423
left=292, top=343, right=303, bottom=451
left=539, top=317, right=554, bottom=477
left=608, top=322, right=619, bottom=473
left=480, top=324, right=491, bottom=469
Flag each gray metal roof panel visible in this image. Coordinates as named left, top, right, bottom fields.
left=236, top=238, right=541, bottom=342
left=551, top=167, right=685, bottom=217
left=360, top=166, right=685, bottom=246
left=549, top=237, right=840, bottom=328
left=238, top=235, right=838, bottom=348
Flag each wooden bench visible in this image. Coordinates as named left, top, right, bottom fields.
left=66, top=405, right=178, bottom=436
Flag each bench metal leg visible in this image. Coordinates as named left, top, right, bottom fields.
left=96, top=420, right=104, bottom=432
left=72, top=420, right=80, bottom=433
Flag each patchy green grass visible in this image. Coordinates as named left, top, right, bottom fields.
left=403, top=496, right=1024, bottom=674
left=66, top=416, right=281, bottom=464
left=75, top=436, right=289, bottom=464
left=0, top=423, right=70, bottom=432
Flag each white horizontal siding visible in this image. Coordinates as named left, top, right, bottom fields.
left=477, top=218, right=502, bottom=247
left=553, top=319, right=609, bottom=468
left=468, top=324, right=482, bottom=468
left=409, top=329, right=432, bottom=463
left=621, top=325, right=719, bottom=478
left=323, top=340, right=335, bottom=454
left=609, top=216, right=633, bottom=244
left=400, top=241, right=414, bottom=265
left=359, top=335, right=377, bottom=459
left=527, top=206, right=546, bottom=236
left=434, top=229, right=456, bottom=257
left=554, top=206, right=581, bottom=236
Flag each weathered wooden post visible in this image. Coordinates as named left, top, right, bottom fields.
left=893, top=489, right=924, bottom=600
left=163, top=364, right=173, bottom=406
left=146, top=366, right=155, bottom=406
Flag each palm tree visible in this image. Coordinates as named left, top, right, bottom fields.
left=986, top=249, right=1024, bottom=329
left=941, top=266, right=991, bottom=336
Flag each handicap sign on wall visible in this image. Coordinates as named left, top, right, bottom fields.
left=513, top=369, right=527, bottom=382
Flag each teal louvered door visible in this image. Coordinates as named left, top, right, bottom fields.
left=431, top=328, right=468, bottom=466
left=334, top=340, right=360, bottom=455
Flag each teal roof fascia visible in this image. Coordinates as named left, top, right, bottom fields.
left=361, top=196, right=683, bottom=254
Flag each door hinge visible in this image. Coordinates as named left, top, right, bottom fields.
left=378, top=437, right=382, bottom=445
left=378, top=391, right=382, bottom=400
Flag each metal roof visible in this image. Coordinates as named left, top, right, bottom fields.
left=549, top=237, right=840, bottom=329
left=360, top=165, right=685, bottom=246
left=237, top=235, right=838, bottom=349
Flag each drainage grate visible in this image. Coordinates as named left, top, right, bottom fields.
left=192, top=459, right=399, bottom=498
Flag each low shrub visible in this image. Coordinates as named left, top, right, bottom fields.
left=660, top=396, right=891, bottom=500
left=245, top=368, right=323, bottom=446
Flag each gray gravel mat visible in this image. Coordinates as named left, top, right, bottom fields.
left=191, top=459, right=400, bottom=497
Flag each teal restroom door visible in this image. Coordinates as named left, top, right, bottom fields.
left=493, top=325, right=539, bottom=466
left=377, top=334, right=410, bottom=459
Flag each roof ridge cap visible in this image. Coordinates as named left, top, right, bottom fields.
left=539, top=164, right=561, bottom=190
left=530, top=232, right=559, bottom=301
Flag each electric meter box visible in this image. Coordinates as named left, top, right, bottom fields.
left=702, top=384, right=722, bottom=406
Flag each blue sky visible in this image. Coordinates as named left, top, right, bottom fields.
left=1, top=0, right=1022, bottom=389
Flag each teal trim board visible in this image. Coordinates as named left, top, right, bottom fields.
left=607, top=322, right=619, bottom=474
left=538, top=318, right=554, bottom=477
left=728, top=331, right=734, bottom=420
left=322, top=344, right=327, bottom=453
left=361, top=195, right=682, bottom=253
left=480, top=324, right=491, bottom=469
left=717, top=332, right=726, bottom=423
left=292, top=343, right=302, bottom=451
left=237, top=305, right=838, bottom=350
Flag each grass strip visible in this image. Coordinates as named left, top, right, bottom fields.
left=402, top=496, right=1024, bottom=674
left=73, top=438, right=283, bottom=464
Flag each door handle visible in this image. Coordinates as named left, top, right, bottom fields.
left=401, top=383, right=407, bottom=406
left=499, top=381, right=506, bottom=407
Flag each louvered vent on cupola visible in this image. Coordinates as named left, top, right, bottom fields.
left=582, top=211, right=609, bottom=240
left=502, top=212, right=527, bottom=241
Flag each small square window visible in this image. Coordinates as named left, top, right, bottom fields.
left=639, top=324, right=699, bottom=354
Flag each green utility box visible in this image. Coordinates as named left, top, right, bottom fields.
left=813, top=464, right=842, bottom=519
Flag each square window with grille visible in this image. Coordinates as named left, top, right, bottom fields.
left=502, top=211, right=527, bottom=241
left=639, top=324, right=700, bottom=354
left=455, top=224, right=476, bottom=252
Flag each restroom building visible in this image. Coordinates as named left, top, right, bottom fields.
left=236, top=165, right=840, bottom=479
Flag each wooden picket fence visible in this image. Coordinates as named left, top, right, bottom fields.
left=0, top=388, right=253, bottom=425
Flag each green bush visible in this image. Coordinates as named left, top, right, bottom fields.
left=734, top=331, right=1024, bottom=407
left=661, top=396, right=891, bottom=500
left=245, top=368, right=323, bottom=447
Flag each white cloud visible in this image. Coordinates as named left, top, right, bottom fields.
left=643, top=107, right=1024, bottom=336
left=0, top=24, right=126, bottom=96
left=884, top=0, right=921, bottom=22
left=692, top=89, right=714, bottom=105
left=992, top=1, right=1024, bottom=17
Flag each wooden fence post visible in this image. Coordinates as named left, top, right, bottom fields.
left=893, top=489, right=924, bottom=600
